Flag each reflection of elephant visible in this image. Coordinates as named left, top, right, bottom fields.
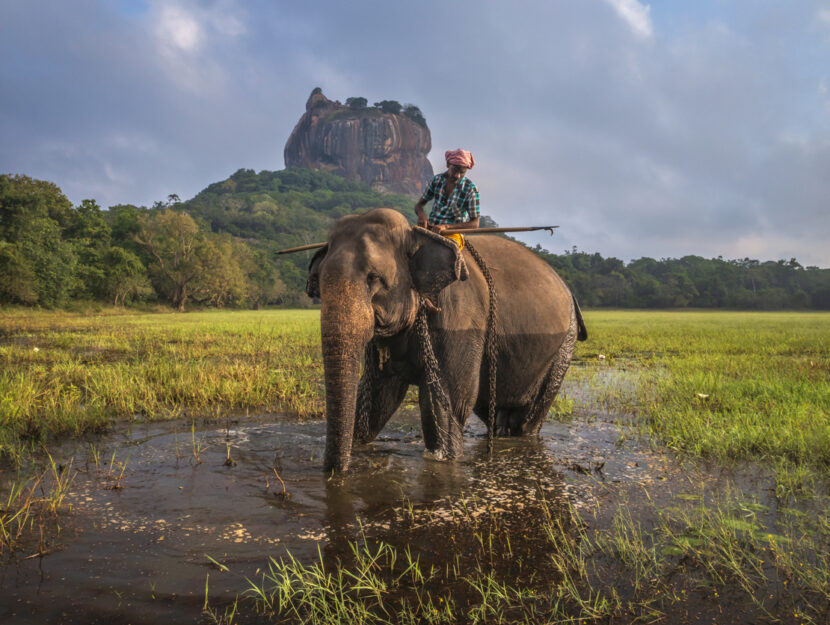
left=308, top=208, right=587, bottom=472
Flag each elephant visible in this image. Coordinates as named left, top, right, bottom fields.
left=306, top=208, right=587, bottom=473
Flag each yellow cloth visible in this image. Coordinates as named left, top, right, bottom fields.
left=443, top=232, right=465, bottom=250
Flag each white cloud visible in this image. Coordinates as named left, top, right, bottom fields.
left=152, top=1, right=247, bottom=54
left=147, top=1, right=249, bottom=95
left=604, top=0, right=653, bottom=39
left=156, top=5, right=202, bottom=52
left=205, top=5, right=245, bottom=38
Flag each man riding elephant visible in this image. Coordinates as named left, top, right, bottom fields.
left=414, top=149, right=480, bottom=237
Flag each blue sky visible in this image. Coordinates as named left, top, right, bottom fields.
left=2, top=0, right=829, bottom=266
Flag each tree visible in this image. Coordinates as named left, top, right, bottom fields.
left=17, top=216, right=77, bottom=307
left=0, top=174, right=74, bottom=240
left=346, top=97, right=368, bottom=110
left=103, top=246, right=153, bottom=306
left=0, top=174, right=80, bottom=306
left=0, top=241, right=37, bottom=304
left=189, top=236, right=249, bottom=308
left=68, top=199, right=112, bottom=299
left=106, top=204, right=145, bottom=253
left=402, top=104, right=426, bottom=127
left=374, top=100, right=402, bottom=115
left=240, top=246, right=285, bottom=308
left=135, top=210, right=203, bottom=310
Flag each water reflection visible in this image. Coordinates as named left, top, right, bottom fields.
left=0, top=408, right=657, bottom=624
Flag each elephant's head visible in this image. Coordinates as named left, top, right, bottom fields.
left=306, top=208, right=468, bottom=472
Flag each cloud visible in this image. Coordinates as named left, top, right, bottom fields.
left=1, top=0, right=829, bottom=267
left=149, top=1, right=248, bottom=93
left=152, top=0, right=246, bottom=53
left=155, top=5, right=202, bottom=52
left=603, top=0, right=653, bottom=39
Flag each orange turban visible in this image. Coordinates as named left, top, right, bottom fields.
left=444, top=149, right=475, bottom=169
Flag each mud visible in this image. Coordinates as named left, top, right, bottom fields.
left=0, top=370, right=821, bottom=624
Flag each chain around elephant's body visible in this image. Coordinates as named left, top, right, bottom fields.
left=463, top=240, right=498, bottom=454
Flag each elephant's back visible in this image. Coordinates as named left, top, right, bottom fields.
left=462, top=236, right=574, bottom=338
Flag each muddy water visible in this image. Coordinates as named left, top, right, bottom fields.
left=0, top=370, right=796, bottom=624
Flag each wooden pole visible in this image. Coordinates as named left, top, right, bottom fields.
left=275, top=225, right=558, bottom=255
left=275, top=242, right=329, bottom=255
left=442, top=225, right=558, bottom=235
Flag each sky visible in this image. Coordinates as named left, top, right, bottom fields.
left=2, top=0, right=829, bottom=266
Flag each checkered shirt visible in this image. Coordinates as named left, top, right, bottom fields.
left=420, top=173, right=480, bottom=225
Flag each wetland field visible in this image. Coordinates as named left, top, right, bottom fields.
left=0, top=309, right=828, bottom=624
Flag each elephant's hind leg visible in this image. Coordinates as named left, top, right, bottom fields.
left=510, top=305, right=579, bottom=436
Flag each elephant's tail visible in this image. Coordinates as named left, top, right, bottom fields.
left=573, top=295, right=588, bottom=341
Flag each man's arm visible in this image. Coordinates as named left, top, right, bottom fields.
left=430, top=216, right=479, bottom=233
left=414, top=198, right=429, bottom=228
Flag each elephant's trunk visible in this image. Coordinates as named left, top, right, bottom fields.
left=320, top=279, right=373, bottom=473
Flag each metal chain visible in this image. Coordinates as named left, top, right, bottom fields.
left=416, top=296, right=452, bottom=448
left=355, top=340, right=379, bottom=441
left=463, top=240, right=498, bottom=453
left=416, top=297, right=451, bottom=414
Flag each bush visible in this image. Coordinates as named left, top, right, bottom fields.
left=374, top=100, right=402, bottom=115
left=346, top=97, right=368, bottom=110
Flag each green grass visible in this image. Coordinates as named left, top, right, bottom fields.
left=0, top=309, right=323, bottom=457
left=215, top=486, right=829, bottom=624
left=577, top=310, right=830, bottom=468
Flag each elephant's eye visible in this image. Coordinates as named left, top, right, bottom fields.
left=367, top=271, right=386, bottom=290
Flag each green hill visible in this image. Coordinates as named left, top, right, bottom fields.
left=182, top=168, right=418, bottom=303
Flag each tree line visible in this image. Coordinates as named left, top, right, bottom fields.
left=536, top=246, right=830, bottom=310
left=0, top=174, right=282, bottom=310
left=2, top=170, right=829, bottom=310
left=343, top=96, right=427, bottom=127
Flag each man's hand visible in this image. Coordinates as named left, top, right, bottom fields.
left=430, top=223, right=448, bottom=234
left=417, top=214, right=428, bottom=228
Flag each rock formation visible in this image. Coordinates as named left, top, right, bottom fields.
left=284, top=89, right=433, bottom=195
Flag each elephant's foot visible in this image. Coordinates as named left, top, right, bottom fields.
left=421, top=420, right=464, bottom=461
left=422, top=449, right=447, bottom=461
left=418, top=384, right=466, bottom=461
left=494, top=407, right=515, bottom=436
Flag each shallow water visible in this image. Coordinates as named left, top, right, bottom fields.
left=0, top=373, right=817, bottom=624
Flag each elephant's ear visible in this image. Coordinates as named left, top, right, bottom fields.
left=306, top=245, right=328, bottom=298
left=408, top=227, right=469, bottom=297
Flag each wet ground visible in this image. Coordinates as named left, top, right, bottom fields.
left=0, top=369, right=821, bottom=624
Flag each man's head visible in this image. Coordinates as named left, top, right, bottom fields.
left=445, top=149, right=474, bottom=183
left=446, top=163, right=468, bottom=184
